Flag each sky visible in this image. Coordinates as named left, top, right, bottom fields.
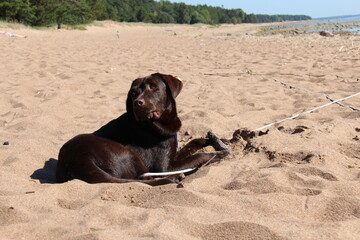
left=167, top=0, right=360, bottom=18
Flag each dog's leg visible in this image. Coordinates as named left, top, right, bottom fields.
left=169, top=150, right=229, bottom=171
left=207, top=131, right=229, bottom=151
left=139, top=174, right=185, bottom=187
left=133, top=178, right=182, bottom=186
left=175, top=138, right=210, bottom=160
left=170, top=132, right=230, bottom=171
left=169, top=132, right=230, bottom=170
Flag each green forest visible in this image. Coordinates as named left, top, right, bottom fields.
left=0, top=0, right=311, bottom=27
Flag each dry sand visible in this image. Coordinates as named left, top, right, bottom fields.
left=0, top=22, right=360, bottom=239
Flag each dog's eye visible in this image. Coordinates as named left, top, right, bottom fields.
left=149, top=84, right=157, bottom=90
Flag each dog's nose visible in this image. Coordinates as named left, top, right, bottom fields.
left=135, top=99, right=144, bottom=106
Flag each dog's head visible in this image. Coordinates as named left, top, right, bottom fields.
left=126, top=73, right=183, bottom=123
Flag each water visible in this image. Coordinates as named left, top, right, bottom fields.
left=267, top=14, right=360, bottom=34
left=310, top=15, right=360, bottom=34
left=313, top=14, right=360, bottom=22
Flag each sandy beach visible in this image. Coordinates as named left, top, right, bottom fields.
left=0, top=22, right=360, bottom=239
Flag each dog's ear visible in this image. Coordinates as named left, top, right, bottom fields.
left=126, top=89, right=133, bottom=115
left=153, top=73, right=183, bottom=98
left=126, top=78, right=142, bottom=115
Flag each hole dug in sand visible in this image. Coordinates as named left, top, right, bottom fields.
left=224, top=128, right=323, bottom=164
left=222, top=128, right=340, bottom=197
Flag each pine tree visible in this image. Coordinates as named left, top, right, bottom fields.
left=0, top=0, right=35, bottom=24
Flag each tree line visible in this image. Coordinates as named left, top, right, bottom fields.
left=256, top=14, right=311, bottom=23
left=0, top=0, right=311, bottom=27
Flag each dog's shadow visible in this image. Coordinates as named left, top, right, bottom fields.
left=31, top=158, right=58, bottom=183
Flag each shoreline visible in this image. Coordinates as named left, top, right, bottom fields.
left=258, top=17, right=360, bottom=35
left=2, top=18, right=359, bottom=38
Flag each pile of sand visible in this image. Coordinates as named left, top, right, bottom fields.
left=0, top=22, right=359, bottom=239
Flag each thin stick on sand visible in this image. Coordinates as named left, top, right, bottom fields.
left=273, top=78, right=360, bottom=111
left=255, top=91, right=360, bottom=131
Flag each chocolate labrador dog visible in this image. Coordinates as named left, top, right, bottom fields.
left=56, top=73, right=229, bottom=186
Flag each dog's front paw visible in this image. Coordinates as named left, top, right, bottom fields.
left=207, top=131, right=229, bottom=152
left=166, top=173, right=185, bottom=182
left=166, top=173, right=185, bottom=188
